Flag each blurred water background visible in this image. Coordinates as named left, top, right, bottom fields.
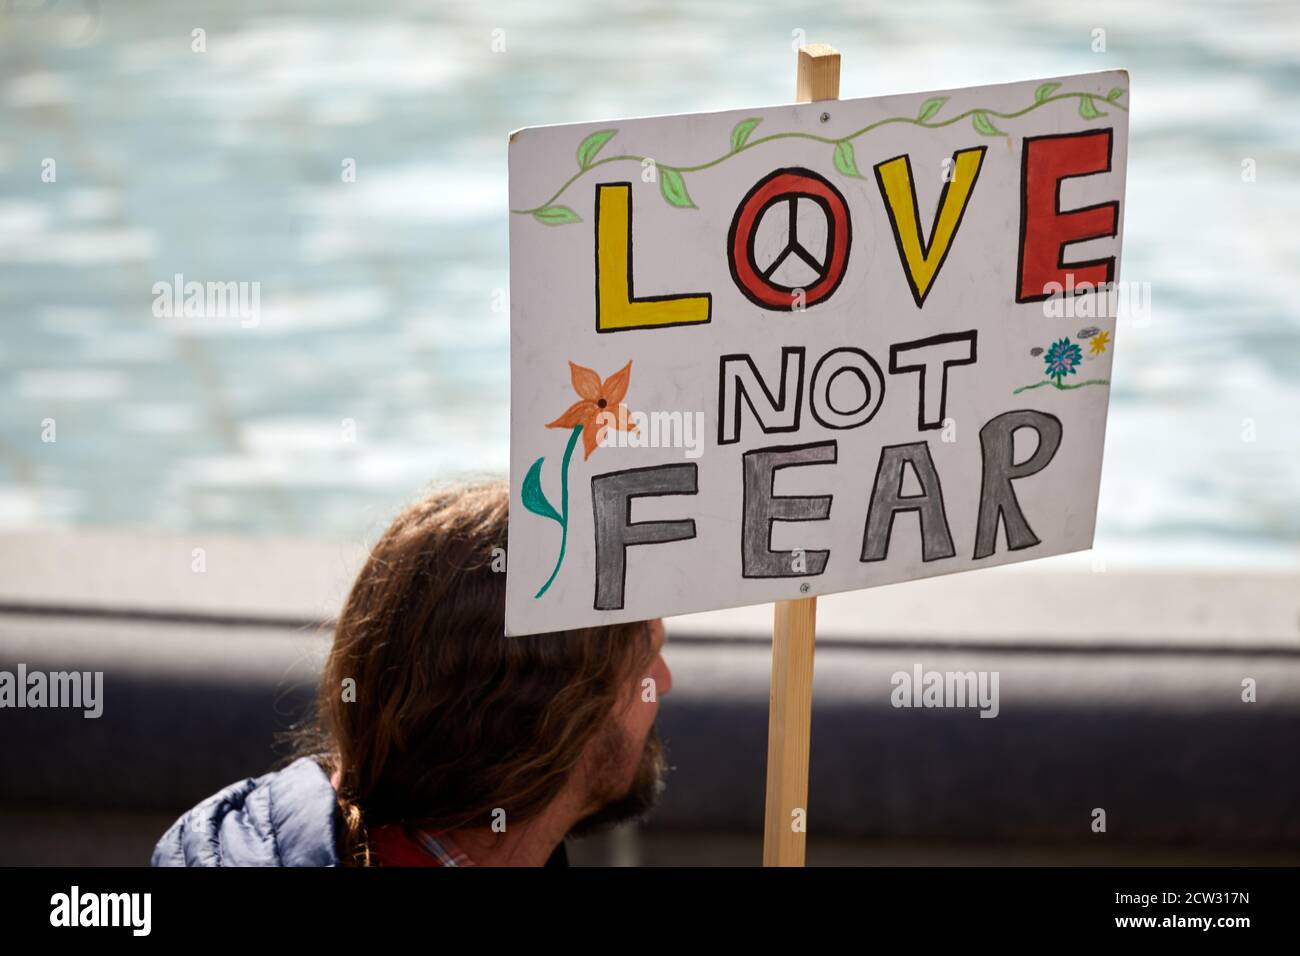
left=0, top=0, right=1296, bottom=565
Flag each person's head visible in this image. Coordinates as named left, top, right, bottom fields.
left=312, top=479, right=670, bottom=864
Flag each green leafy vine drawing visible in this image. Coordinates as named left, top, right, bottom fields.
left=512, top=84, right=1127, bottom=225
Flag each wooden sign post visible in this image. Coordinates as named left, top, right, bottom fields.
left=763, top=43, right=839, bottom=868
left=505, top=40, right=1129, bottom=869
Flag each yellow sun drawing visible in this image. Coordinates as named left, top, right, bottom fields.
left=1089, top=330, right=1110, bottom=356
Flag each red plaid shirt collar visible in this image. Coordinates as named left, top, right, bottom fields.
left=368, top=823, right=476, bottom=867
left=328, top=764, right=475, bottom=867
left=410, top=829, right=475, bottom=867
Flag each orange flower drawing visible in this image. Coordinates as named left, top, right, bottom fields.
left=545, top=360, right=638, bottom=459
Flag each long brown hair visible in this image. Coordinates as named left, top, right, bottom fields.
left=307, top=479, right=652, bottom=866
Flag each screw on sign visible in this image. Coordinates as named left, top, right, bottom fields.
left=727, top=167, right=852, bottom=310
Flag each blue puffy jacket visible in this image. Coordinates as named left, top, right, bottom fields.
left=152, top=757, right=338, bottom=867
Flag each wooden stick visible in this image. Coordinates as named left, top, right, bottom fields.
left=796, top=42, right=841, bottom=104
left=762, top=43, right=840, bottom=869
left=763, top=594, right=819, bottom=866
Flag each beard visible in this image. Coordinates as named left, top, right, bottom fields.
left=568, top=723, right=667, bottom=837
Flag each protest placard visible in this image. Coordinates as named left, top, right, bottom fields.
left=506, top=61, right=1128, bottom=640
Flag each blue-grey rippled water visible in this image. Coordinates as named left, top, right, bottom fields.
left=0, top=0, right=1296, bottom=564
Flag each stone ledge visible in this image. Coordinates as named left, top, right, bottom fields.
left=0, top=531, right=1296, bottom=648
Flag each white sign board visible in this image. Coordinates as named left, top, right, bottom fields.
left=506, top=70, right=1129, bottom=636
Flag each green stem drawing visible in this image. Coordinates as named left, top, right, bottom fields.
left=1012, top=378, right=1110, bottom=395
left=514, top=86, right=1127, bottom=222
left=527, top=424, right=583, bottom=599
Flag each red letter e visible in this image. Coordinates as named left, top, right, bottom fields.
left=1016, top=129, right=1118, bottom=303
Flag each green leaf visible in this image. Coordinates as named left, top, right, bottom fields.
left=576, top=129, right=617, bottom=170
left=1106, top=87, right=1125, bottom=101
left=832, top=140, right=860, bottom=177
left=659, top=167, right=696, bottom=208
left=1079, top=96, right=1106, bottom=120
left=971, top=111, right=1005, bottom=136
left=730, top=117, right=762, bottom=152
left=917, top=96, right=948, bottom=122
left=533, top=205, right=581, bottom=226
left=521, top=457, right=562, bottom=524
left=1034, top=82, right=1061, bottom=103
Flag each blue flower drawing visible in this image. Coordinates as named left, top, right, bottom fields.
left=1044, top=337, right=1082, bottom=386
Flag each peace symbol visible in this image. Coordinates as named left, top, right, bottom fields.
left=727, top=167, right=853, bottom=310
